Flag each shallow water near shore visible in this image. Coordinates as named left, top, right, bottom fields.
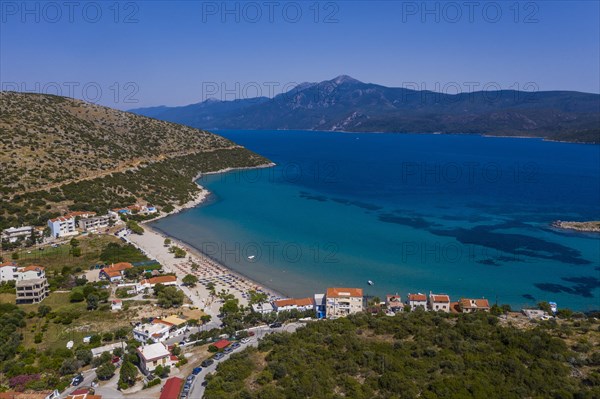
left=152, top=131, right=600, bottom=311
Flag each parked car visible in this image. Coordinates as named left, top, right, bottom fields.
left=241, top=338, right=250, bottom=344
left=201, top=380, right=208, bottom=387
left=186, top=375, right=195, bottom=383
left=201, top=359, right=214, bottom=367
left=71, top=374, right=84, bottom=386
left=231, top=342, right=241, bottom=349
left=192, top=367, right=202, bottom=375
left=269, top=322, right=282, bottom=328
left=224, top=347, right=233, bottom=354
left=214, top=353, right=224, bottom=360
left=248, top=331, right=255, bottom=336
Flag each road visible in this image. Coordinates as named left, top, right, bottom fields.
left=60, top=369, right=97, bottom=398
left=189, top=322, right=303, bottom=398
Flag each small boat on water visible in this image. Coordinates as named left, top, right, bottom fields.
left=367, top=280, right=374, bottom=286
left=247, top=255, right=256, bottom=260
left=549, top=301, right=558, bottom=314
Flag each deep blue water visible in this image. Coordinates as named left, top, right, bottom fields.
left=152, top=131, right=600, bottom=311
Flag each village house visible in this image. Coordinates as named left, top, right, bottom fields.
left=111, top=299, right=123, bottom=311
left=159, top=377, right=184, bottom=399
left=99, top=262, right=134, bottom=282
left=273, top=297, right=314, bottom=313
left=138, top=275, right=178, bottom=290
left=325, top=287, right=364, bottom=318
left=133, top=316, right=187, bottom=343
left=1, top=226, right=35, bottom=243
left=407, top=293, right=428, bottom=311
left=16, top=278, right=49, bottom=304
left=428, top=293, right=451, bottom=312
left=137, top=342, right=176, bottom=374
left=459, top=298, right=491, bottom=313
left=386, top=294, right=404, bottom=313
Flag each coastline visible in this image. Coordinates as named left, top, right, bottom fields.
left=129, top=162, right=286, bottom=312
left=551, top=220, right=600, bottom=233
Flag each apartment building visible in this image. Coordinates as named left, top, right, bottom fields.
left=16, top=278, right=49, bottom=304
left=325, top=287, right=364, bottom=318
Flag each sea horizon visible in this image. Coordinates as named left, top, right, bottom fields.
left=151, top=130, right=600, bottom=312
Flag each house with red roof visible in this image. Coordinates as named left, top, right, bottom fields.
left=137, top=342, right=175, bottom=374
left=325, top=287, right=364, bottom=318
left=459, top=298, right=490, bottom=313
left=385, top=294, right=404, bottom=313
left=160, top=377, right=184, bottom=399
left=100, top=262, right=133, bottom=282
left=407, top=293, right=427, bottom=311
left=428, top=292, right=451, bottom=312
left=139, top=275, right=178, bottom=290
left=212, top=339, right=230, bottom=350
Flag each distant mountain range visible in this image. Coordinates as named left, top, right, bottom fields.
left=130, top=75, right=600, bottom=143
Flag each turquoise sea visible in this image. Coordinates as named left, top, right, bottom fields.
left=152, top=131, right=600, bottom=311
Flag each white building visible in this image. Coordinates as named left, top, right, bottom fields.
left=16, top=278, right=49, bottom=304
left=0, top=262, right=19, bottom=282
left=133, top=321, right=171, bottom=343
left=1, top=226, right=34, bottom=243
left=17, top=265, right=46, bottom=280
left=251, top=302, right=274, bottom=314
left=407, top=293, right=428, bottom=311
left=137, top=342, right=176, bottom=374
left=111, top=299, right=123, bottom=311
left=48, top=216, right=76, bottom=238
left=428, top=293, right=451, bottom=312
left=273, top=297, right=314, bottom=313
left=91, top=341, right=126, bottom=357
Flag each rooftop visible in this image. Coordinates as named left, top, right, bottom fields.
left=326, top=287, right=363, bottom=298
left=460, top=298, right=490, bottom=309
left=274, top=297, right=314, bottom=308
left=141, top=275, right=177, bottom=285
left=159, top=377, right=184, bottom=399
left=430, top=294, right=450, bottom=303
left=137, top=342, right=170, bottom=361
left=408, top=293, right=427, bottom=301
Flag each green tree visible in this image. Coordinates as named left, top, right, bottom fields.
left=119, top=361, right=138, bottom=387
left=70, top=238, right=79, bottom=247
left=157, top=286, right=184, bottom=308
left=87, top=294, right=99, bottom=310
left=75, top=349, right=93, bottom=365
left=69, top=291, right=85, bottom=303
left=37, top=305, right=52, bottom=317
left=96, top=362, right=116, bottom=380
left=182, top=274, right=198, bottom=287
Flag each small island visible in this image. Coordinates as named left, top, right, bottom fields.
left=552, top=220, right=600, bottom=233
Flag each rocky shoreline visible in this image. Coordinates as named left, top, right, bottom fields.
left=552, top=220, right=600, bottom=233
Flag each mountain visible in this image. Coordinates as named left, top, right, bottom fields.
left=0, top=91, right=270, bottom=230
left=130, top=75, right=600, bottom=143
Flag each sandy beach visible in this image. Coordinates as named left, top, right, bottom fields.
left=126, top=163, right=283, bottom=318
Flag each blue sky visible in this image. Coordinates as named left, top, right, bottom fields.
left=1, top=1, right=599, bottom=108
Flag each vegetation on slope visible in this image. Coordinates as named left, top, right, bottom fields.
left=204, top=312, right=600, bottom=399
left=0, top=92, right=271, bottom=231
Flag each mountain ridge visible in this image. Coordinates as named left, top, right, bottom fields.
left=130, top=75, right=600, bottom=143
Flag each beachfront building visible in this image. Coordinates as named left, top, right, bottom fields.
left=1, top=226, right=35, bottom=243
left=325, top=287, right=364, bottom=318
left=314, top=293, right=326, bottom=319
left=0, top=263, right=19, bottom=282
left=428, top=293, right=451, bottom=312
left=137, top=342, right=176, bottom=374
left=100, top=262, right=134, bottom=282
left=251, top=302, right=275, bottom=314
left=386, top=294, right=404, bottom=313
left=78, top=214, right=112, bottom=232
left=138, top=275, right=178, bottom=290
left=459, top=298, right=490, bottom=313
left=407, top=293, right=428, bottom=311
left=16, top=278, right=49, bottom=304
left=273, top=297, right=314, bottom=313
